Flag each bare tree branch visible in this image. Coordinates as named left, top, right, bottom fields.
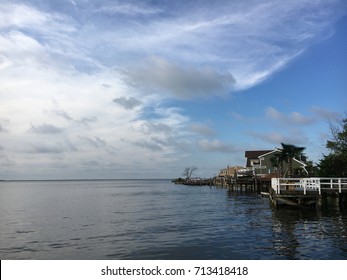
left=182, top=166, right=198, bottom=180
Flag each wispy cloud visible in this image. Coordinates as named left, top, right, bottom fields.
left=30, top=123, right=63, bottom=134
left=190, top=123, right=216, bottom=137
left=95, top=2, right=162, bottom=16
left=131, top=139, right=163, bottom=152
left=2, top=0, right=344, bottom=92
left=78, top=136, right=107, bottom=149
left=99, top=0, right=344, bottom=91
left=29, top=140, right=77, bottom=154
left=198, top=139, right=237, bottom=153
left=247, top=130, right=309, bottom=145
left=139, top=121, right=173, bottom=135
left=265, top=107, right=316, bottom=125
left=310, top=106, right=342, bottom=120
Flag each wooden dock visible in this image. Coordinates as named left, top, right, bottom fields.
left=269, top=177, right=347, bottom=209
left=173, top=176, right=347, bottom=210
left=172, top=178, right=214, bottom=186
left=174, top=176, right=272, bottom=192
left=227, top=176, right=271, bottom=193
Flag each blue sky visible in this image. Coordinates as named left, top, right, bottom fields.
left=0, top=0, right=346, bottom=179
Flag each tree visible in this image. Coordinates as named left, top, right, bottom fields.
left=182, top=166, right=198, bottom=181
left=302, top=160, right=319, bottom=177
left=279, top=143, right=306, bottom=177
left=318, top=153, right=347, bottom=177
left=326, top=118, right=347, bottom=156
left=270, top=152, right=286, bottom=177
left=318, top=117, right=347, bottom=177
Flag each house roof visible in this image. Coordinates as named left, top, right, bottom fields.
left=245, top=148, right=307, bottom=168
left=257, top=148, right=281, bottom=158
left=293, top=157, right=307, bottom=167
left=261, top=148, right=307, bottom=166
left=245, top=150, right=272, bottom=167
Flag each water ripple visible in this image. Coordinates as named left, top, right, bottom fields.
left=1, top=180, right=347, bottom=259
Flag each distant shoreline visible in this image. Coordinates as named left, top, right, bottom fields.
left=0, top=178, right=173, bottom=182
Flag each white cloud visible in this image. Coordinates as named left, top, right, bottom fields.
left=0, top=31, right=47, bottom=69
left=0, top=47, right=190, bottom=178
left=0, top=2, right=77, bottom=35
left=0, top=3, right=48, bottom=29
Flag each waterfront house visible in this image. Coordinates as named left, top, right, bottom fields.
left=243, top=148, right=307, bottom=177
left=218, top=165, right=244, bottom=178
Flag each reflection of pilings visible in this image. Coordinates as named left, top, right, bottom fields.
left=269, top=188, right=347, bottom=210
left=317, top=192, right=347, bottom=210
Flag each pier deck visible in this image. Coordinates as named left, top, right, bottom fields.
left=269, top=177, right=347, bottom=208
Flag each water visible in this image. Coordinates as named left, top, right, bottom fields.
left=0, top=179, right=347, bottom=260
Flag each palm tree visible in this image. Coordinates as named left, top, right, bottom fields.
left=280, top=143, right=306, bottom=177
left=270, top=152, right=286, bottom=177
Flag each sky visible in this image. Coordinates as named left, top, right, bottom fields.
left=0, top=0, right=346, bottom=180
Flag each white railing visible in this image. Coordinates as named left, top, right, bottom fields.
left=319, top=178, right=347, bottom=193
left=271, top=177, right=347, bottom=195
left=237, top=166, right=269, bottom=177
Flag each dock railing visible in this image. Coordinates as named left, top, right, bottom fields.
left=271, top=177, right=347, bottom=195
left=319, top=178, right=347, bottom=193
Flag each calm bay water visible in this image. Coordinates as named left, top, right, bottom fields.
left=0, top=179, right=347, bottom=260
